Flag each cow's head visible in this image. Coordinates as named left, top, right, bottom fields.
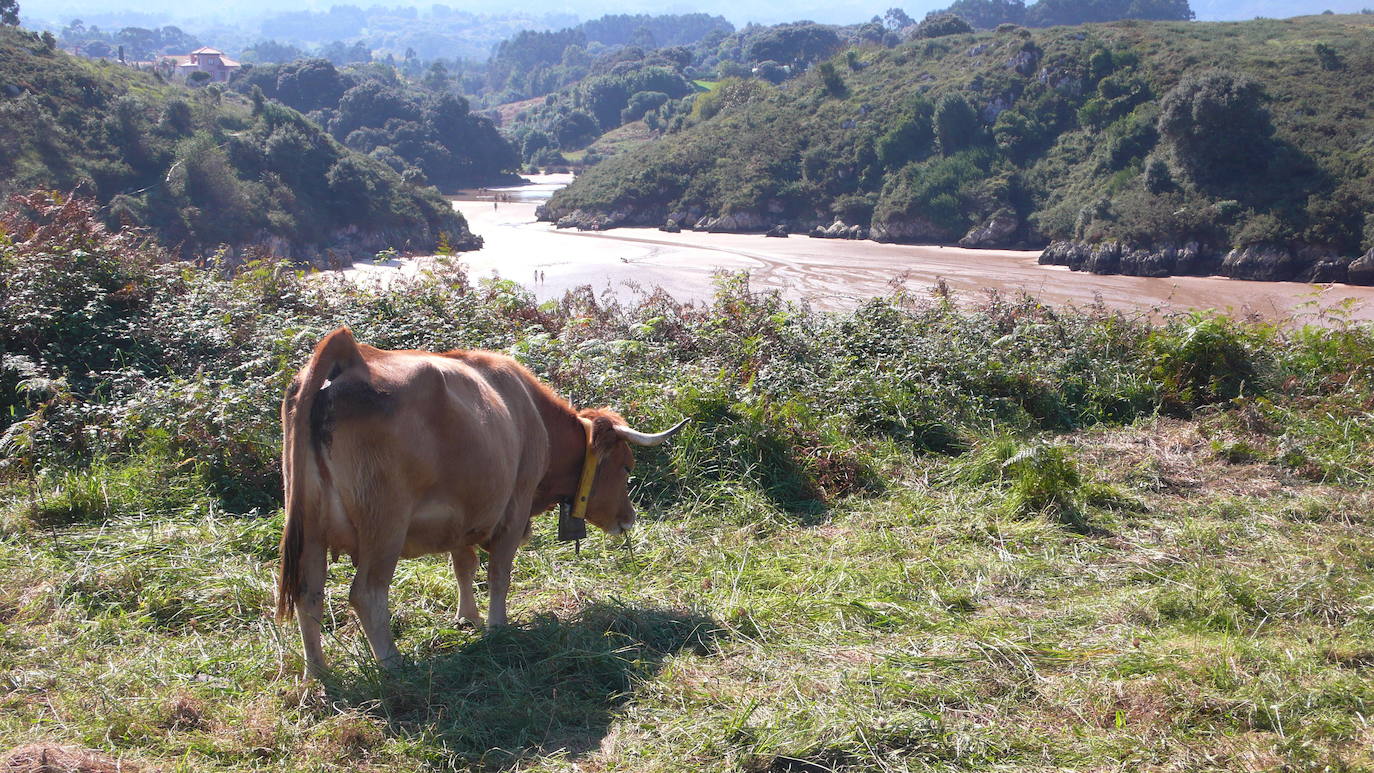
left=577, top=410, right=688, bottom=535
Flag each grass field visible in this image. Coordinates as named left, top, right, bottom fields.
left=4, top=418, right=1373, bottom=771
left=3, top=207, right=1373, bottom=770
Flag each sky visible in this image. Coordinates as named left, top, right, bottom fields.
left=18, top=0, right=922, bottom=27
left=18, top=0, right=1373, bottom=31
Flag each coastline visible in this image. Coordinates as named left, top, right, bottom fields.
left=341, top=175, right=1374, bottom=325
left=448, top=199, right=1374, bottom=324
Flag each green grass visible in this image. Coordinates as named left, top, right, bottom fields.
left=3, top=418, right=1373, bottom=770
left=3, top=206, right=1374, bottom=769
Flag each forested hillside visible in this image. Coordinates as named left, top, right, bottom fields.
left=231, top=58, right=520, bottom=191
left=931, top=0, right=1194, bottom=28
left=541, top=14, right=1374, bottom=283
left=485, top=13, right=732, bottom=101
left=0, top=27, right=480, bottom=262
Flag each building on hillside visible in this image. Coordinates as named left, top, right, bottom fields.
left=158, top=47, right=241, bottom=84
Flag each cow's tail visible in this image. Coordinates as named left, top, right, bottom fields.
left=277, top=327, right=362, bottom=623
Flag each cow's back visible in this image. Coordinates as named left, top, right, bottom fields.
left=318, top=346, right=549, bottom=559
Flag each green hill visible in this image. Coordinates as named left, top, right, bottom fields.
left=0, top=27, right=477, bottom=263
left=540, top=14, right=1374, bottom=283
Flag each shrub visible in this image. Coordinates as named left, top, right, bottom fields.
left=934, top=93, right=981, bottom=155
left=944, top=437, right=1092, bottom=529
left=877, top=97, right=935, bottom=168
left=1147, top=313, right=1269, bottom=410
left=1001, top=442, right=1085, bottom=527
left=1314, top=42, right=1342, bottom=70
left=1156, top=70, right=1273, bottom=189
left=913, top=13, right=975, bottom=38
left=816, top=61, right=846, bottom=98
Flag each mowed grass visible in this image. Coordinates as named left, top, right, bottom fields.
left=3, top=418, right=1373, bottom=771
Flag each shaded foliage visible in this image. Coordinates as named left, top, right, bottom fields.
left=1156, top=69, right=1272, bottom=189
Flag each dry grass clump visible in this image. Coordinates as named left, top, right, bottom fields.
left=2, top=744, right=140, bottom=773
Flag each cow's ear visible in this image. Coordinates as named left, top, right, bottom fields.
left=588, top=415, right=620, bottom=454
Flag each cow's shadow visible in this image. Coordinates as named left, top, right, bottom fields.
left=325, top=602, right=722, bottom=768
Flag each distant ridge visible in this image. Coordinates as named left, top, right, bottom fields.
left=541, top=14, right=1374, bottom=283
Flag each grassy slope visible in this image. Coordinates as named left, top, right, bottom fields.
left=3, top=420, right=1373, bottom=770
left=562, top=122, right=659, bottom=166
left=545, top=15, right=1374, bottom=255
left=2, top=205, right=1374, bottom=769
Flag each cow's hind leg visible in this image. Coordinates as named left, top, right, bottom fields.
left=451, top=546, right=483, bottom=626
left=349, top=530, right=405, bottom=670
left=297, top=536, right=329, bottom=679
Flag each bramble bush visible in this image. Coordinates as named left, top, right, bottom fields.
left=3, top=194, right=1372, bottom=525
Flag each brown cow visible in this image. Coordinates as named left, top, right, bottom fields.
left=276, top=327, right=685, bottom=677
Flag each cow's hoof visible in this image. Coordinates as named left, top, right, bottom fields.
left=457, top=615, right=484, bottom=629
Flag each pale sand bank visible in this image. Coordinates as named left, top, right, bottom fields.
left=345, top=183, right=1374, bottom=325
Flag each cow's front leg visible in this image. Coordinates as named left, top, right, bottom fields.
left=484, top=506, right=529, bottom=627
left=349, top=530, right=404, bottom=669
left=451, top=545, right=483, bottom=626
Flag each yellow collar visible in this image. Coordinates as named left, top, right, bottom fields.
left=570, top=419, right=600, bottom=520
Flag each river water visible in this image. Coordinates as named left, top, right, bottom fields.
left=351, top=174, right=1374, bottom=325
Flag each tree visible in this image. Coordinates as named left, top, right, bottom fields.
left=884, top=7, right=915, bottom=28
left=1157, top=70, right=1272, bottom=187
left=628, top=25, right=656, bottom=49
left=326, top=156, right=375, bottom=214
left=878, top=96, right=935, bottom=168
left=156, top=25, right=199, bottom=55
left=581, top=75, right=630, bottom=130
left=117, top=27, right=156, bottom=60
left=938, top=0, right=1026, bottom=28
left=1024, top=0, right=1192, bottom=26
left=330, top=80, right=416, bottom=139
left=745, top=23, right=842, bottom=68
left=274, top=59, right=349, bottom=113
left=423, top=61, right=452, bottom=92
left=521, top=129, right=553, bottom=161
left=554, top=110, right=599, bottom=149
left=816, top=61, right=846, bottom=98
left=754, top=60, right=788, bottom=84
left=1, top=0, right=18, bottom=25
left=622, top=90, right=669, bottom=122
left=162, top=99, right=193, bottom=134
left=934, top=93, right=980, bottom=154
left=1124, top=0, right=1194, bottom=20
left=241, top=40, right=304, bottom=64
left=913, top=13, right=975, bottom=38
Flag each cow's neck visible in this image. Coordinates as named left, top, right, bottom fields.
left=532, top=405, right=589, bottom=515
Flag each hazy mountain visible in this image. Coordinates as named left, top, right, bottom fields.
left=20, top=0, right=1372, bottom=30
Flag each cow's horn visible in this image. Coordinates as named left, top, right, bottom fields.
left=615, top=418, right=689, bottom=446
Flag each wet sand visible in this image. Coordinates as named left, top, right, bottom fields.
left=344, top=174, right=1374, bottom=324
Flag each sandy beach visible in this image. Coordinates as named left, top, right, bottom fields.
left=347, top=174, right=1374, bottom=324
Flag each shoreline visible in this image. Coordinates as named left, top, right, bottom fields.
left=345, top=180, right=1374, bottom=325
